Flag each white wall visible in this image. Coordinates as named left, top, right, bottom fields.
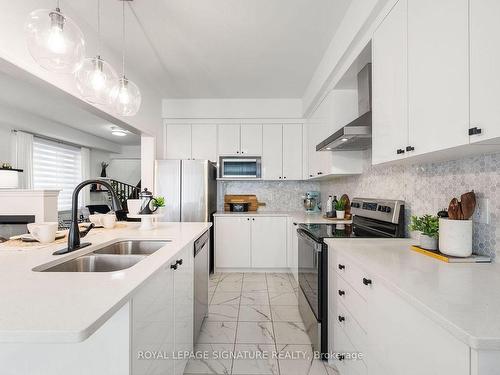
left=0, top=126, right=12, bottom=165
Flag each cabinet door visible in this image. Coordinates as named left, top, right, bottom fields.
left=262, top=124, right=283, bottom=180
left=132, top=265, right=174, bottom=375
left=372, top=0, right=408, bottom=164
left=470, top=0, right=500, bottom=144
left=282, top=124, right=303, bottom=180
left=192, top=124, right=217, bottom=161
left=173, top=245, right=194, bottom=375
left=166, top=124, right=192, bottom=159
left=215, top=217, right=251, bottom=268
left=287, top=219, right=299, bottom=284
left=218, top=124, right=241, bottom=155
left=407, top=0, right=469, bottom=156
left=251, top=216, right=287, bottom=268
left=240, top=124, right=263, bottom=155
left=307, top=120, right=329, bottom=178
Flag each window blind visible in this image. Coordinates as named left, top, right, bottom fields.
left=32, top=137, right=82, bottom=211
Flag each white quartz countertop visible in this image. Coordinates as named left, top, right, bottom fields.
left=0, top=222, right=211, bottom=343
left=325, top=238, right=500, bottom=350
left=214, top=211, right=352, bottom=224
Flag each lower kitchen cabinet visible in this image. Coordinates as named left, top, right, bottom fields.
left=215, top=215, right=287, bottom=270
left=286, top=218, right=299, bottom=283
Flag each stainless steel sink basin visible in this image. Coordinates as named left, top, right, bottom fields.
left=92, top=240, right=171, bottom=255
left=40, top=254, right=145, bottom=272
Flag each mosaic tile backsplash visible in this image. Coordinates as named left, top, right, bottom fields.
left=217, top=180, right=320, bottom=212
left=320, top=151, right=499, bottom=258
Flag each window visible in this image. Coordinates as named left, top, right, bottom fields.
left=33, top=137, right=82, bottom=211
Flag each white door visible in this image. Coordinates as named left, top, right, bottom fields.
left=166, top=124, right=192, bottom=159
left=251, top=216, right=287, bottom=268
left=372, top=0, right=408, bottom=164
left=173, top=246, right=194, bottom=375
left=218, top=124, right=241, bottom=155
left=407, top=0, right=469, bottom=156
left=215, top=216, right=251, bottom=268
left=469, top=0, right=500, bottom=144
left=282, top=124, right=303, bottom=180
left=262, top=124, right=283, bottom=180
left=191, top=124, right=217, bottom=161
left=240, top=124, right=263, bottom=155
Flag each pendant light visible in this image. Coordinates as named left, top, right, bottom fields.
left=75, top=0, right=117, bottom=105
left=25, top=0, right=85, bottom=73
left=109, top=0, right=141, bottom=116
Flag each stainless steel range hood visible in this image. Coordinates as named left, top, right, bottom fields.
left=317, top=63, right=372, bottom=152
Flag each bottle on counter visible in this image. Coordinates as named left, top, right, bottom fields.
left=326, top=195, right=334, bottom=218
left=332, top=196, right=338, bottom=218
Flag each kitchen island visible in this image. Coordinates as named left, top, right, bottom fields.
left=0, top=222, right=211, bottom=375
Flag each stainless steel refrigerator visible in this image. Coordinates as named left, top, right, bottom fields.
left=155, top=159, right=217, bottom=265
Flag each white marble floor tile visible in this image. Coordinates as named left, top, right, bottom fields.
left=211, top=292, right=241, bottom=305
left=242, top=281, right=268, bottom=293
left=239, top=305, right=272, bottom=322
left=217, top=280, right=243, bottom=292
left=236, top=322, right=275, bottom=344
left=276, top=344, right=328, bottom=375
left=184, top=343, right=233, bottom=375
left=273, top=322, right=311, bottom=344
left=232, top=344, right=279, bottom=375
left=244, top=272, right=268, bottom=282
left=219, top=273, right=244, bottom=283
left=197, top=321, right=237, bottom=344
left=241, top=292, right=270, bottom=305
left=324, top=363, right=339, bottom=375
left=267, top=280, right=294, bottom=293
left=269, top=292, right=298, bottom=306
left=207, top=304, right=240, bottom=322
left=270, top=305, right=302, bottom=322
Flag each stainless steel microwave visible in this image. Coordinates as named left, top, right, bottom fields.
left=219, top=156, right=262, bottom=179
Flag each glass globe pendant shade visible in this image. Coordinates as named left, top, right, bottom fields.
left=75, top=56, right=118, bottom=105
left=25, top=8, right=85, bottom=73
left=109, top=76, right=142, bottom=116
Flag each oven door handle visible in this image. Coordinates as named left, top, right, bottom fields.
left=297, top=229, right=323, bottom=252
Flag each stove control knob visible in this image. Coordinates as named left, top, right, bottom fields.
left=385, top=206, right=392, bottom=213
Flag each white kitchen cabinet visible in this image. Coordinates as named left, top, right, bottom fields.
left=215, top=216, right=252, bottom=268
left=215, top=215, right=288, bottom=269
left=166, top=124, right=192, bottom=159
left=282, top=124, right=303, bottom=180
left=407, top=0, right=469, bottom=156
left=191, top=124, right=217, bottom=161
left=286, top=218, right=299, bottom=283
left=262, top=124, right=283, bottom=180
left=251, top=216, right=287, bottom=268
left=469, top=0, right=500, bottom=145
left=240, top=124, right=262, bottom=155
left=218, top=124, right=241, bottom=155
left=372, top=0, right=408, bottom=164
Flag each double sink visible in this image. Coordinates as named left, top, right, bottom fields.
left=36, top=240, right=170, bottom=272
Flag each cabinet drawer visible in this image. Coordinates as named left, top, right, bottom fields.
left=336, top=275, right=368, bottom=332
left=336, top=253, right=374, bottom=301
left=337, top=299, right=368, bottom=355
left=333, top=324, right=367, bottom=375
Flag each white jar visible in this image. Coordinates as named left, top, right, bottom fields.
left=439, top=218, right=473, bottom=257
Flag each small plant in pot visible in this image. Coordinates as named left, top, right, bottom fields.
left=335, top=197, right=347, bottom=219
left=409, top=215, right=439, bottom=250
left=153, top=196, right=166, bottom=214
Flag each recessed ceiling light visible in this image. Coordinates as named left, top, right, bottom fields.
left=326, top=147, right=332, bottom=150
left=341, top=138, right=349, bottom=142
left=111, top=126, right=127, bottom=137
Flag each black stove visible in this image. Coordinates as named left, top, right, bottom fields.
left=297, top=198, right=405, bottom=359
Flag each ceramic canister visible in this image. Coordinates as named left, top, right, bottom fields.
left=438, top=218, right=473, bottom=257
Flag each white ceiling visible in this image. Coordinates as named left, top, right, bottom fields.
left=66, top=0, right=351, bottom=99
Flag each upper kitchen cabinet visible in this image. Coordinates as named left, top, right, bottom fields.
left=165, top=123, right=217, bottom=161
left=218, top=124, right=263, bottom=156
left=191, top=124, right=217, bottom=161
left=372, top=0, right=408, bottom=164
left=407, top=0, right=469, bottom=156
left=165, top=124, right=192, bottom=160
left=469, top=0, right=500, bottom=145
left=282, top=124, right=303, bottom=180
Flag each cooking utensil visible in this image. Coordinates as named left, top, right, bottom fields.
left=448, top=198, right=460, bottom=220
left=460, top=191, right=476, bottom=220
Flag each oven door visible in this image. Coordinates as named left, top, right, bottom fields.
left=297, top=228, right=323, bottom=321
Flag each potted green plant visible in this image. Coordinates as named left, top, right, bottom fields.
left=335, top=197, right=347, bottom=219
left=153, top=196, right=166, bottom=214
left=409, top=215, right=439, bottom=250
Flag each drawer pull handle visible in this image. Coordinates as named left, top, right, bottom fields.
left=338, top=315, right=345, bottom=322
left=175, top=259, right=183, bottom=266
left=363, top=277, right=372, bottom=286
left=338, top=264, right=345, bottom=270
left=170, top=263, right=178, bottom=270
left=338, top=290, right=345, bottom=296
left=338, top=354, right=345, bottom=361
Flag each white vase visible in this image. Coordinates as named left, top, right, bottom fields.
left=336, top=210, right=345, bottom=219
left=419, top=233, right=438, bottom=251
left=439, top=218, right=473, bottom=257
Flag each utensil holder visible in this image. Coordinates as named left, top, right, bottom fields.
left=439, top=218, right=472, bottom=257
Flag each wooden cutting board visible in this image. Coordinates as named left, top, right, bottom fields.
left=224, top=195, right=265, bottom=211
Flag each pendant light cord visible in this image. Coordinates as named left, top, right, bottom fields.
left=122, top=0, right=126, bottom=77
left=97, top=0, right=101, bottom=55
